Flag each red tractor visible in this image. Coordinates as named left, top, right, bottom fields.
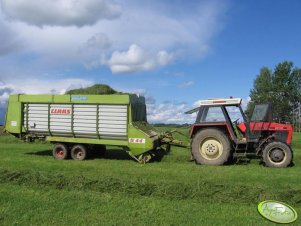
left=186, top=98, right=293, bottom=167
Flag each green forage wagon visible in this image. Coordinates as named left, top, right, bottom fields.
left=4, top=94, right=163, bottom=162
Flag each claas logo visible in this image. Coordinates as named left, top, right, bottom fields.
left=50, top=108, right=71, bottom=115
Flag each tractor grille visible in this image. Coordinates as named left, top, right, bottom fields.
left=273, top=131, right=288, bottom=143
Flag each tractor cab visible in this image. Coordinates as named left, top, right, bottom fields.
left=237, top=103, right=273, bottom=141
left=185, top=98, right=293, bottom=168
left=187, top=98, right=248, bottom=142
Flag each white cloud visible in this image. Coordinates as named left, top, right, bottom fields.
left=107, top=44, right=175, bottom=73
left=0, top=0, right=122, bottom=27
left=179, top=81, right=195, bottom=88
left=84, top=33, right=112, bottom=50
left=17, top=78, right=94, bottom=94
left=0, top=82, right=16, bottom=124
left=79, top=33, right=112, bottom=69
left=108, top=87, right=194, bottom=124
left=0, top=78, right=94, bottom=95
left=147, top=98, right=195, bottom=124
left=101, top=1, right=225, bottom=56
left=241, top=97, right=250, bottom=110
left=0, top=0, right=227, bottom=74
left=0, top=19, right=22, bottom=55
left=0, top=0, right=226, bottom=73
left=0, top=81, right=14, bottom=104
left=102, top=0, right=227, bottom=73
left=157, top=51, right=174, bottom=66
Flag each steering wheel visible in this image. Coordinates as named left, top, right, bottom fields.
left=232, top=118, right=240, bottom=125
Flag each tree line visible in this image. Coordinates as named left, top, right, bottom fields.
left=246, top=61, right=301, bottom=124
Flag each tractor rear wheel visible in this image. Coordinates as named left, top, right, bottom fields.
left=53, top=143, right=69, bottom=160
left=71, top=144, right=88, bottom=160
left=192, top=128, right=231, bottom=165
left=262, top=141, right=292, bottom=168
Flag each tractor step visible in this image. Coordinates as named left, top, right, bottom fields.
left=234, top=141, right=248, bottom=152
left=233, top=152, right=247, bottom=158
left=236, top=140, right=247, bottom=144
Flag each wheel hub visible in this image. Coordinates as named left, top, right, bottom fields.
left=76, top=150, right=83, bottom=159
left=56, top=149, right=64, bottom=157
left=199, top=138, right=223, bottom=160
left=205, top=143, right=219, bottom=156
left=270, top=149, right=284, bottom=162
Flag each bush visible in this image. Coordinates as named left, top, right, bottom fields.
left=66, top=84, right=119, bottom=95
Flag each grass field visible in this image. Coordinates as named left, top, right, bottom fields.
left=0, top=127, right=300, bottom=225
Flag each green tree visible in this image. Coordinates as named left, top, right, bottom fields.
left=246, top=61, right=301, bottom=123
left=66, top=84, right=118, bottom=95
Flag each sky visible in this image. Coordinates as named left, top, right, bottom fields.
left=0, top=0, right=301, bottom=124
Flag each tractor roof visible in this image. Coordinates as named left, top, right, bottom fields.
left=199, top=98, right=242, bottom=106
left=185, top=98, right=242, bottom=114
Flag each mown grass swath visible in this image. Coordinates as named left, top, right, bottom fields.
left=0, top=127, right=300, bottom=225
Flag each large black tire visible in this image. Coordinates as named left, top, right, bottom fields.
left=53, top=143, right=69, bottom=160
left=71, top=144, right=88, bottom=160
left=191, top=128, right=231, bottom=165
left=262, top=141, right=292, bottom=168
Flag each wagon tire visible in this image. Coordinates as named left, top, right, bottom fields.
left=192, top=128, right=231, bottom=165
left=71, top=144, right=88, bottom=160
left=53, top=143, right=69, bottom=160
left=262, top=141, right=292, bottom=168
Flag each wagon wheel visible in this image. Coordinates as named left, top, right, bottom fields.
left=53, top=143, right=69, bottom=160
left=71, top=144, right=88, bottom=160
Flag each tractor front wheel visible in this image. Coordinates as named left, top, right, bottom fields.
left=192, top=128, right=231, bottom=165
left=262, top=141, right=292, bottom=168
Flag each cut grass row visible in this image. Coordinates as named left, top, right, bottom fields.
left=0, top=184, right=264, bottom=226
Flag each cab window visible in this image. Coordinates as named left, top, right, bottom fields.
left=200, top=107, right=226, bottom=122
left=225, top=106, right=244, bottom=124
left=251, top=104, right=269, bottom=122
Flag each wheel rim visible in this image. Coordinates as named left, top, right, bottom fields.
left=55, top=148, right=65, bottom=158
left=73, top=148, right=84, bottom=160
left=199, top=137, right=223, bottom=160
left=268, top=148, right=286, bottom=165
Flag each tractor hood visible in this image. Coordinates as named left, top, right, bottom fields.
left=237, top=122, right=293, bottom=145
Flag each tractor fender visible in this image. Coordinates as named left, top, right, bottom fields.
left=256, top=135, right=274, bottom=156
left=256, top=134, right=291, bottom=156
left=190, top=123, right=234, bottom=140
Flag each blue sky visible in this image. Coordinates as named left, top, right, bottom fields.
left=0, top=0, right=301, bottom=124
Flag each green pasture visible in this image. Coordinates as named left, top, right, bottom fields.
left=0, top=127, right=300, bottom=225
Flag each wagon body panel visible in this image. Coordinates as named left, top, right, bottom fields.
left=5, top=94, right=160, bottom=157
